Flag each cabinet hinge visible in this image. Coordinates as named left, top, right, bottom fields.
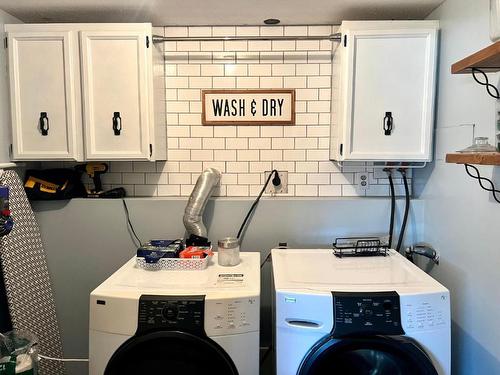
left=339, top=143, right=343, bottom=156
left=343, top=35, right=347, bottom=47
left=146, top=36, right=150, bottom=48
left=3, top=37, right=7, bottom=49
left=149, top=144, right=153, bottom=157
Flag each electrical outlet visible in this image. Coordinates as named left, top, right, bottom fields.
left=265, top=171, right=288, bottom=194
left=356, top=172, right=370, bottom=190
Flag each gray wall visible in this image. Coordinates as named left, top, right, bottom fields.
left=415, top=0, right=500, bottom=373
left=33, top=197, right=422, bottom=374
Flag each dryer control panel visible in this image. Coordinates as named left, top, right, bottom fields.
left=137, top=295, right=205, bottom=335
left=331, top=291, right=404, bottom=336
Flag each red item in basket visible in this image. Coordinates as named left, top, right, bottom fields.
left=179, top=246, right=213, bottom=259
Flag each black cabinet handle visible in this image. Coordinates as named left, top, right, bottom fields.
left=39, top=112, right=49, bottom=136
left=383, top=112, right=393, bottom=136
left=112, top=112, right=122, bottom=136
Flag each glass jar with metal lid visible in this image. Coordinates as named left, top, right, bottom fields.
left=217, top=237, right=240, bottom=266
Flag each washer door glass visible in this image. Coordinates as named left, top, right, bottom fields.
left=105, top=331, right=238, bottom=375
left=298, top=336, right=438, bottom=375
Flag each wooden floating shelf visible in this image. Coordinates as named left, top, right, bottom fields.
left=451, top=41, right=500, bottom=74
left=446, top=152, right=500, bottom=165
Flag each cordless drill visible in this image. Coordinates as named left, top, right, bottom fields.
left=75, top=163, right=125, bottom=198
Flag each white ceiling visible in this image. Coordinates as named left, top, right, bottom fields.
left=0, top=0, right=444, bottom=25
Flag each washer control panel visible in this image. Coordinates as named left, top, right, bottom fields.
left=205, top=296, right=259, bottom=336
left=137, top=295, right=205, bottom=335
left=331, top=291, right=404, bottom=336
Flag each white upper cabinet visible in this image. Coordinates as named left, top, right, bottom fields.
left=330, top=21, right=439, bottom=162
left=80, top=31, right=151, bottom=160
left=7, top=31, right=81, bottom=160
left=5, top=24, right=165, bottom=162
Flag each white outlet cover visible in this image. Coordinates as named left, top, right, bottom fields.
left=356, top=172, right=369, bottom=190
left=264, top=171, right=288, bottom=194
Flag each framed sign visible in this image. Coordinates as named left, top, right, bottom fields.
left=202, top=89, right=295, bottom=125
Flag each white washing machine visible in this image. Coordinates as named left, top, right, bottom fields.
left=89, top=252, right=260, bottom=375
left=272, top=249, right=450, bottom=375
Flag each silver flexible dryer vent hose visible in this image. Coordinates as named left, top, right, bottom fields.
left=183, top=168, right=221, bottom=237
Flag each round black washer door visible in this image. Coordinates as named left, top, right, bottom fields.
left=105, top=331, right=238, bottom=375
left=298, top=336, right=438, bottom=375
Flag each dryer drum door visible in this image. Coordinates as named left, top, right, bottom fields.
left=104, top=330, right=238, bottom=375
left=298, top=336, right=438, bottom=375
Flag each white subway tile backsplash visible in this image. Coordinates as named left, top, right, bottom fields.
left=227, top=185, right=249, bottom=197
left=238, top=127, right=260, bottom=138
left=212, top=26, right=236, bottom=36
left=237, top=150, right=260, bottom=161
left=227, top=161, right=249, bottom=173
left=260, top=26, right=284, bottom=36
left=295, top=185, right=318, bottom=196
left=213, top=77, right=236, bottom=88
left=214, top=150, right=237, bottom=161
left=236, top=26, right=260, bottom=36
left=158, top=184, right=181, bottom=196
left=248, top=64, right=272, bottom=76
left=248, top=40, right=272, bottom=51
left=261, top=126, right=283, bottom=138
left=83, top=25, right=406, bottom=198
left=214, top=126, right=237, bottom=138
left=249, top=161, right=272, bottom=173
left=272, top=138, right=294, bottom=149
left=122, top=173, right=145, bottom=184
left=226, top=137, right=248, bottom=149
left=237, top=77, right=260, bottom=88
left=168, top=149, right=191, bottom=161
left=203, top=138, right=225, bottom=149
left=284, top=26, right=308, bottom=36
left=201, top=64, right=224, bottom=76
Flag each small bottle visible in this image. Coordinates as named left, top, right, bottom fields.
left=217, top=237, right=240, bottom=266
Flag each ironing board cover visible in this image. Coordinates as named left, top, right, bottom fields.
left=0, top=170, right=66, bottom=374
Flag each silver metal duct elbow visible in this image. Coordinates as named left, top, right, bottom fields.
left=183, top=168, right=221, bottom=238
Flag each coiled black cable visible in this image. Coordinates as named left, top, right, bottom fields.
left=387, top=171, right=396, bottom=249
left=464, top=164, right=500, bottom=203
left=395, top=170, right=410, bottom=253
left=471, top=68, right=500, bottom=99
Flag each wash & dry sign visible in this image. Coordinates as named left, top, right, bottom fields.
left=202, top=89, right=295, bottom=125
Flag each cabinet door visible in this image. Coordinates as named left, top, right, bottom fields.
left=342, top=28, right=437, bottom=161
left=80, top=31, right=151, bottom=160
left=8, top=31, right=79, bottom=160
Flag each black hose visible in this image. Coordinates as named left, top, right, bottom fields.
left=237, top=170, right=279, bottom=240
left=387, top=171, right=396, bottom=249
left=395, top=170, right=410, bottom=253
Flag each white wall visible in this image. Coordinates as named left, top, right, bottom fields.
left=0, top=9, right=20, bottom=164
left=416, top=0, right=500, bottom=373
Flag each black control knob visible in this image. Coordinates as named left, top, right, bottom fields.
left=162, top=303, right=178, bottom=320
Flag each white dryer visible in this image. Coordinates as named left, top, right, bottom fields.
left=89, top=252, right=260, bottom=375
left=272, top=249, right=450, bottom=375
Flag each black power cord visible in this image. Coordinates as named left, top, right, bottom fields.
left=122, top=199, right=142, bottom=247
left=395, top=170, right=410, bottom=253
left=471, top=68, right=500, bottom=99
left=386, top=170, right=396, bottom=249
left=464, top=164, right=500, bottom=203
left=237, top=170, right=281, bottom=241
